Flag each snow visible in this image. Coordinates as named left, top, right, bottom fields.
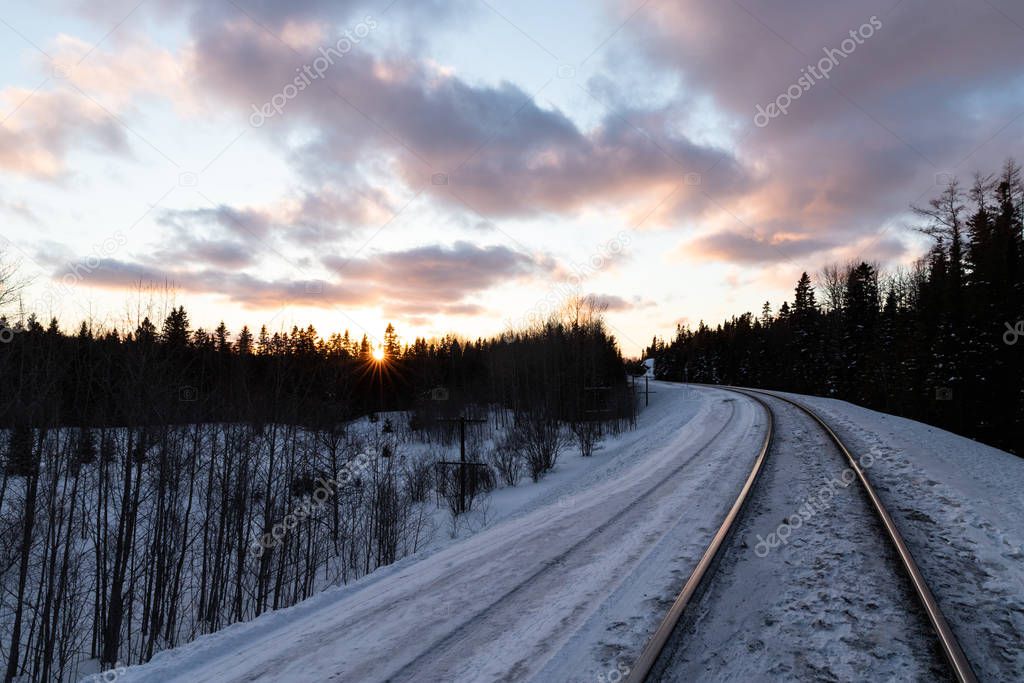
left=120, top=384, right=765, bottom=682
left=117, top=383, right=1024, bottom=682
left=779, top=391, right=1024, bottom=682
left=653, top=392, right=944, bottom=681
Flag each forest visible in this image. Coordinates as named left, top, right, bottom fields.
left=0, top=294, right=635, bottom=682
left=648, top=159, right=1024, bottom=455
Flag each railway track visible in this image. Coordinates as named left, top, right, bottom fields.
left=628, top=386, right=978, bottom=683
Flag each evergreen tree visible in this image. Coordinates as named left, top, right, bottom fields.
left=161, top=306, right=191, bottom=348
left=237, top=325, right=253, bottom=354
left=257, top=325, right=271, bottom=354
left=74, top=427, right=97, bottom=471
left=384, top=323, right=400, bottom=359
left=790, top=273, right=820, bottom=392
left=215, top=321, right=231, bottom=353
left=135, top=317, right=157, bottom=345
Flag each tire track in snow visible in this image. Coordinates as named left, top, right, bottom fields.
left=381, top=398, right=741, bottom=682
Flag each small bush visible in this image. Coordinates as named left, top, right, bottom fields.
left=513, top=412, right=569, bottom=482
left=488, top=430, right=524, bottom=487
left=434, top=461, right=495, bottom=514
left=403, top=458, right=433, bottom=503
left=570, top=420, right=602, bottom=457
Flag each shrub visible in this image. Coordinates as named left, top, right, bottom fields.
left=513, top=412, right=569, bottom=482
left=570, top=420, right=602, bottom=457
left=403, top=458, right=433, bottom=503
left=488, top=430, right=524, bottom=487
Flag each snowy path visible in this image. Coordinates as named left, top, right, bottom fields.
left=122, top=383, right=766, bottom=683
left=652, top=391, right=946, bottom=681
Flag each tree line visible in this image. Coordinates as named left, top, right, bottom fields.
left=648, top=159, right=1024, bottom=455
left=0, top=296, right=633, bottom=430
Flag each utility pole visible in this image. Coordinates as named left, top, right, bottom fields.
left=640, top=374, right=656, bottom=408
left=438, top=416, right=487, bottom=514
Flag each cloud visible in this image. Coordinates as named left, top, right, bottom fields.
left=623, top=0, right=1024, bottom=261
left=152, top=238, right=255, bottom=270
left=587, top=293, right=631, bottom=311
left=681, top=230, right=833, bottom=265
left=44, top=34, right=189, bottom=110
left=0, top=194, right=41, bottom=225
left=0, top=89, right=129, bottom=179
left=323, top=240, right=540, bottom=312
left=43, top=0, right=754, bottom=241
left=48, top=240, right=541, bottom=318
left=181, top=13, right=751, bottom=220
left=37, top=0, right=1024, bottom=287
left=51, top=257, right=350, bottom=308
left=0, top=29, right=197, bottom=181
left=159, top=205, right=275, bottom=241
left=154, top=185, right=395, bottom=265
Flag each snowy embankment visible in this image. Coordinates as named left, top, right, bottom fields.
left=121, top=383, right=765, bottom=682
left=782, top=392, right=1024, bottom=681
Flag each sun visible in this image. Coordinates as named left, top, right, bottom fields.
left=372, top=347, right=385, bottom=362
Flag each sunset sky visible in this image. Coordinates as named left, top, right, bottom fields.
left=2, top=0, right=1022, bottom=354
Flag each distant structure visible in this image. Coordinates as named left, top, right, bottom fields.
left=642, top=358, right=655, bottom=378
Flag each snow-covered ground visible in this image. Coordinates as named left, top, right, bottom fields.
left=120, top=383, right=765, bottom=682
left=118, top=383, right=1024, bottom=682
left=785, top=391, right=1024, bottom=682
left=654, top=392, right=946, bottom=681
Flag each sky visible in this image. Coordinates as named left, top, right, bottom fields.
left=1, top=0, right=1022, bottom=356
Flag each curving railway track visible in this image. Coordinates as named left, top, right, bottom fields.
left=628, top=386, right=978, bottom=683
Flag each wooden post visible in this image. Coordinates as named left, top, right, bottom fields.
left=458, top=418, right=466, bottom=514
left=438, top=416, right=486, bottom=515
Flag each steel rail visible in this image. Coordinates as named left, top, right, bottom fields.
left=626, top=388, right=774, bottom=683
left=629, top=385, right=977, bottom=683
left=747, top=388, right=978, bottom=683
